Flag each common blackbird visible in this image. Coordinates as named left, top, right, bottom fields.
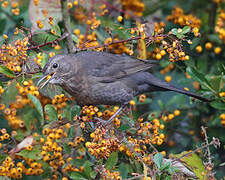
left=38, top=51, right=209, bottom=106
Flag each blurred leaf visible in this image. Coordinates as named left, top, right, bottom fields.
left=207, top=75, right=225, bottom=93
left=44, top=104, right=58, bottom=121
left=72, top=34, right=79, bottom=46
left=0, top=65, right=15, bottom=77
left=32, top=72, right=43, bottom=79
left=153, top=153, right=163, bottom=169
left=118, top=124, right=131, bottom=131
left=70, top=105, right=81, bottom=120
left=106, top=151, right=118, bottom=169
left=63, top=143, right=71, bottom=154
left=118, top=163, right=128, bottom=179
left=182, top=26, right=190, bottom=34
left=2, top=81, right=18, bottom=106
left=158, top=99, right=165, bottom=110
left=176, top=33, right=184, bottom=39
left=70, top=172, right=88, bottom=180
left=186, top=66, right=215, bottom=93
left=171, top=28, right=178, bottom=35
left=23, top=108, right=36, bottom=131
left=27, top=94, right=44, bottom=125
left=190, top=38, right=200, bottom=50
left=53, top=24, right=61, bottom=36
left=41, top=53, right=48, bottom=69
left=210, top=100, right=225, bottom=110
left=71, top=159, right=86, bottom=168
left=83, top=161, right=96, bottom=179
left=170, top=152, right=206, bottom=180
left=16, top=146, right=42, bottom=160
left=207, top=34, right=223, bottom=44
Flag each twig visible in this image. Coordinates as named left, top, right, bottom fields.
left=60, top=0, right=77, bottom=53
left=81, top=34, right=169, bottom=51
left=125, top=174, right=144, bottom=180
left=28, top=33, right=68, bottom=50
left=172, top=136, right=220, bottom=162
left=201, top=126, right=212, bottom=165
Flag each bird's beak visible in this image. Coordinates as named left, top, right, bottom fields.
left=37, top=73, right=55, bottom=89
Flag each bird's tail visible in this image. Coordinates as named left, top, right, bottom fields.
left=144, top=73, right=210, bottom=102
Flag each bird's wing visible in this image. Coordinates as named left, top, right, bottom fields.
left=77, top=51, right=158, bottom=83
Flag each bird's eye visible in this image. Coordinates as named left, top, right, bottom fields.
left=53, top=63, right=58, bottom=68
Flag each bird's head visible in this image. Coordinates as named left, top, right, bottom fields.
left=37, top=54, right=73, bottom=88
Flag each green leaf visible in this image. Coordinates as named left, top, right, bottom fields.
left=170, top=152, right=206, bottom=180
left=0, top=65, right=15, bottom=77
left=118, top=124, right=131, bottom=131
left=186, top=66, right=215, bottom=93
left=83, top=161, right=94, bottom=179
left=70, top=105, right=81, bottom=120
left=160, top=161, right=171, bottom=171
left=44, top=104, right=58, bottom=122
left=106, top=151, right=118, bottom=169
left=118, top=163, right=128, bottom=179
left=210, top=100, right=225, bottom=110
left=53, top=24, right=61, bottom=36
left=41, top=53, right=48, bottom=69
left=23, top=108, right=36, bottom=131
left=72, top=34, right=79, bottom=46
left=171, top=28, right=178, bottom=35
left=16, top=146, right=42, bottom=160
left=157, top=99, right=164, bottom=110
left=190, top=38, right=200, bottom=50
left=207, top=75, right=225, bottom=93
left=153, top=153, right=163, bottom=169
left=32, top=72, right=43, bottom=79
left=71, top=159, right=86, bottom=168
left=70, top=172, right=88, bottom=180
left=27, top=94, right=44, bottom=125
left=63, top=143, right=71, bottom=154
left=68, top=126, right=75, bottom=138
left=176, top=33, right=184, bottom=39
left=182, top=26, right=190, bottom=34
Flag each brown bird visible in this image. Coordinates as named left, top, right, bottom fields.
left=38, top=51, right=208, bottom=121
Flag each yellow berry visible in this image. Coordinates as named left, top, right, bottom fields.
left=165, top=76, right=172, bottom=83
left=205, top=42, right=213, bottom=50
left=117, top=16, right=123, bottom=22
left=214, top=47, right=221, bottom=54
left=73, top=0, right=78, bottom=6
left=67, top=2, right=73, bottom=9
left=174, top=110, right=180, bottom=116
left=73, top=29, right=80, bottom=35
left=155, top=53, right=162, bottom=60
left=129, top=100, right=136, bottom=106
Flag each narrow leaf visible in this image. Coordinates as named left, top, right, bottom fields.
left=27, top=94, right=44, bottom=125
left=0, top=65, right=15, bottom=77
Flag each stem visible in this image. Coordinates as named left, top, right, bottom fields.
left=60, top=0, right=76, bottom=53
left=208, top=2, right=217, bottom=34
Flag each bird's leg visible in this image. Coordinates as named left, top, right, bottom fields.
left=95, top=103, right=127, bottom=125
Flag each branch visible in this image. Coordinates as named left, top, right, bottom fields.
left=28, top=33, right=68, bottom=50
left=60, top=0, right=77, bottom=53
left=81, top=34, right=169, bottom=51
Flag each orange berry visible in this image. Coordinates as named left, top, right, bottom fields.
left=165, top=76, right=172, bottom=83
left=117, top=16, right=123, bottom=22
left=205, top=42, right=213, bottom=50
left=214, top=47, right=221, bottom=54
